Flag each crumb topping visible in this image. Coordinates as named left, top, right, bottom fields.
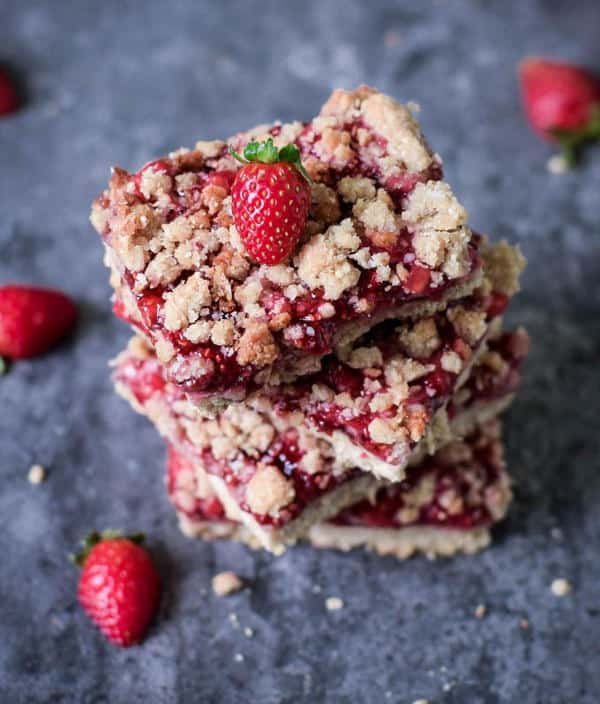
left=245, top=464, right=296, bottom=516
left=481, top=240, right=526, bottom=296
left=212, top=571, right=243, bottom=597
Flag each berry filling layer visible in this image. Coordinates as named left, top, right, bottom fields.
left=167, top=421, right=510, bottom=534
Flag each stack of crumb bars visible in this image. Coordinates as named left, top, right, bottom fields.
left=92, top=86, right=528, bottom=559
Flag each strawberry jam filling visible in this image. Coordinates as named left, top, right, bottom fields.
left=332, top=426, right=504, bottom=530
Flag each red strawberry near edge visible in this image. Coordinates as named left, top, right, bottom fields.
left=230, top=138, right=311, bottom=265
left=0, top=285, right=77, bottom=359
left=519, top=57, right=600, bottom=164
left=74, top=532, right=161, bottom=648
left=0, top=67, right=19, bottom=116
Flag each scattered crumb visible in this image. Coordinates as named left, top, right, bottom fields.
left=443, top=681, right=455, bottom=692
left=243, top=627, right=254, bottom=638
left=212, top=570, right=243, bottom=597
left=413, top=699, right=430, bottom=704
left=325, top=596, right=344, bottom=611
left=28, top=464, right=46, bottom=485
left=547, top=154, right=569, bottom=175
left=228, top=612, right=240, bottom=629
left=520, top=618, right=530, bottom=630
left=474, top=604, right=487, bottom=619
left=551, top=578, right=572, bottom=597
left=233, top=653, right=244, bottom=663
left=312, top=584, right=322, bottom=594
left=550, top=527, right=564, bottom=541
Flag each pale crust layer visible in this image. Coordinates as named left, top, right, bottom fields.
left=176, top=513, right=492, bottom=559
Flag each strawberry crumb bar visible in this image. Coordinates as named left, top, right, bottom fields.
left=113, top=320, right=526, bottom=553
left=93, top=86, right=484, bottom=407
left=169, top=420, right=512, bottom=559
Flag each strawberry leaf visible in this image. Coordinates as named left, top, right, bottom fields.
left=552, top=102, right=600, bottom=165
left=229, top=139, right=311, bottom=182
left=69, top=530, right=145, bottom=567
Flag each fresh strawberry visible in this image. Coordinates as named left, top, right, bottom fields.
left=0, top=67, right=19, bottom=116
left=74, top=531, right=161, bottom=648
left=230, top=138, right=311, bottom=265
left=519, top=57, right=600, bottom=164
left=0, top=285, right=77, bottom=359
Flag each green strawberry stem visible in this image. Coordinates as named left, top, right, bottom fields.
left=69, top=530, right=145, bottom=567
left=230, top=138, right=311, bottom=183
left=552, top=103, right=600, bottom=166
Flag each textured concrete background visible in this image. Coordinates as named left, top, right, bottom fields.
left=1, top=1, right=599, bottom=702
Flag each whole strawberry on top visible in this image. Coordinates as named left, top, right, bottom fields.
left=230, top=138, right=311, bottom=265
left=519, top=57, right=600, bottom=165
left=73, top=531, right=161, bottom=648
left=0, top=285, right=77, bottom=359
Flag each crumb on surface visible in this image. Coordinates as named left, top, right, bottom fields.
left=243, top=627, right=254, bottom=638
left=228, top=612, right=240, bottom=629
left=233, top=653, right=244, bottom=663
left=547, top=154, right=569, bottom=175
left=551, top=578, right=572, bottom=597
left=28, top=464, right=46, bottom=485
left=212, top=570, right=243, bottom=597
left=325, top=596, right=344, bottom=611
left=474, top=604, right=487, bottom=619
left=413, top=699, right=430, bottom=704
left=520, top=618, right=530, bottom=630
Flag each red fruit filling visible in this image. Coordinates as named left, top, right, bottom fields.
left=333, top=429, right=503, bottom=530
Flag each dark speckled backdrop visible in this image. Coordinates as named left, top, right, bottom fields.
left=1, top=1, right=599, bottom=702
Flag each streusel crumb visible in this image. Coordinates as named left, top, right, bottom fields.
left=245, top=464, right=296, bottom=516
left=325, top=597, right=344, bottom=611
left=551, top=578, right=572, bottom=597
left=212, top=571, right=243, bottom=597
left=27, top=464, right=46, bottom=485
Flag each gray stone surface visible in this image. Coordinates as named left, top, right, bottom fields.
left=1, top=0, right=599, bottom=702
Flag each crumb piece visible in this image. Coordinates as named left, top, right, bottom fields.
left=312, top=584, right=322, bottom=594
left=443, top=682, right=455, bottom=692
left=325, top=596, right=344, bottom=611
left=243, top=627, right=254, bottom=638
left=551, top=578, right=572, bottom=597
left=28, top=464, right=46, bottom=485
left=212, top=571, right=243, bottom=597
left=245, top=464, right=295, bottom=516
left=547, top=154, right=569, bottom=174
left=474, top=604, right=487, bottom=619
left=228, top=612, right=240, bottom=629
left=520, top=618, right=530, bottom=630
left=550, top=527, right=563, bottom=541
left=233, top=653, right=244, bottom=663
left=413, top=700, right=430, bottom=704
